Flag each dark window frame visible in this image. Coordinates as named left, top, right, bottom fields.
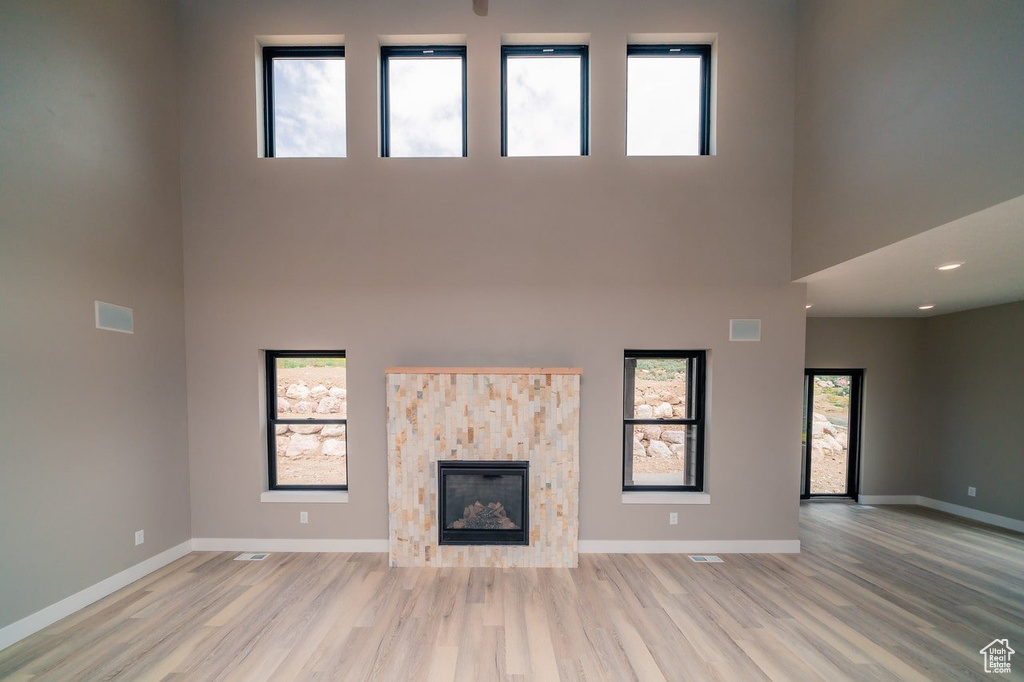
left=626, top=44, right=712, bottom=156
left=623, top=350, right=707, bottom=492
left=262, top=45, right=347, bottom=158
left=801, top=368, right=863, bottom=500
left=380, top=45, right=468, bottom=157
left=265, top=350, right=348, bottom=491
left=501, top=44, right=590, bottom=157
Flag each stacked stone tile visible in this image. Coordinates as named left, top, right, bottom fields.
left=386, top=368, right=580, bottom=568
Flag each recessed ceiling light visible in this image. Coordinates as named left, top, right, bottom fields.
left=918, top=304, right=935, bottom=310
left=935, top=261, right=964, bottom=271
left=805, top=304, right=813, bottom=309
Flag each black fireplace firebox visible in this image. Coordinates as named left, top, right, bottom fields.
left=438, top=461, right=529, bottom=546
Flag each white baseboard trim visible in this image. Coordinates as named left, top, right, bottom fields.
left=0, top=539, right=193, bottom=652
left=857, top=495, right=921, bottom=505
left=191, top=538, right=389, bottom=553
left=858, top=495, right=1024, bottom=533
left=917, top=497, right=1024, bottom=534
left=579, top=539, right=800, bottom=554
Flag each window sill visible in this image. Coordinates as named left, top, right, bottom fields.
left=260, top=490, right=349, bottom=504
left=622, top=491, right=710, bottom=505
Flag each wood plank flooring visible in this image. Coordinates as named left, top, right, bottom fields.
left=1, top=503, right=1022, bottom=680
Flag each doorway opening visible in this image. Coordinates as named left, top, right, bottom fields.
left=802, top=369, right=863, bottom=499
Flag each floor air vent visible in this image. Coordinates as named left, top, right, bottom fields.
left=688, top=555, right=723, bottom=563
left=234, top=553, right=270, bottom=561
left=850, top=505, right=875, bottom=510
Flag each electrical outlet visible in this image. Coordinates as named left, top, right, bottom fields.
left=135, top=530, right=144, bottom=546
left=300, top=511, right=308, bottom=524
left=669, top=512, right=679, bottom=525
left=967, top=486, right=976, bottom=497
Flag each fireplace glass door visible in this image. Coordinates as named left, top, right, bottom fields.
left=438, top=461, right=529, bottom=546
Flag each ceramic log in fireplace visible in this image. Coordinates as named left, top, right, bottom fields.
left=438, top=461, right=529, bottom=546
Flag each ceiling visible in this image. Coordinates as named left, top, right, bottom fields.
left=799, top=194, right=1024, bottom=318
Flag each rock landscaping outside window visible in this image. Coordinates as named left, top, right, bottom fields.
left=623, top=351, right=706, bottom=491
left=266, top=351, right=347, bottom=489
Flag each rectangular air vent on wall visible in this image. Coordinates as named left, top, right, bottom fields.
left=729, top=319, right=760, bottom=342
left=95, top=301, right=134, bottom=334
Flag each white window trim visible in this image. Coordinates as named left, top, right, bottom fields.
left=621, top=491, right=710, bottom=505
left=261, top=490, right=349, bottom=504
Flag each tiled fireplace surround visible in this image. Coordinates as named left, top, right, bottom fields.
left=386, top=368, right=581, bottom=568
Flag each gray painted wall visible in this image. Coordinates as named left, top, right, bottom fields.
left=804, top=318, right=924, bottom=497
left=792, top=0, right=1024, bottom=278
left=806, top=305, right=1024, bottom=522
left=0, top=1, right=191, bottom=629
left=178, top=0, right=807, bottom=544
left=921, top=302, right=1024, bottom=521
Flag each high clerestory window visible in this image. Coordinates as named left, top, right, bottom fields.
left=380, top=46, right=468, bottom=157
left=502, top=45, right=589, bottom=156
left=626, top=44, right=711, bottom=156
left=623, top=350, right=707, bottom=491
left=266, top=351, right=348, bottom=490
left=262, top=46, right=347, bottom=157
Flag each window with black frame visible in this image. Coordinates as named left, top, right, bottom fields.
left=262, top=46, right=347, bottom=158
left=623, top=350, right=706, bottom=491
left=626, top=44, right=711, bottom=156
left=380, top=45, right=467, bottom=157
left=502, top=45, right=589, bottom=156
left=266, top=351, right=347, bottom=490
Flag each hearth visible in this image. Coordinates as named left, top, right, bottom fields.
left=438, top=461, right=529, bottom=546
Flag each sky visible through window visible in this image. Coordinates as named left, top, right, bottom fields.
left=506, top=55, right=582, bottom=156
left=273, top=58, right=346, bottom=157
left=627, top=55, right=701, bottom=156
left=388, top=57, right=464, bottom=157
left=269, top=50, right=700, bottom=158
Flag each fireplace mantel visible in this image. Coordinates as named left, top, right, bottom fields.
left=386, top=368, right=580, bottom=568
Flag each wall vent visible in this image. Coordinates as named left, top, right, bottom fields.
left=688, top=555, right=723, bottom=563
left=729, top=319, right=760, bottom=342
left=234, top=553, right=270, bottom=561
left=95, top=300, right=134, bottom=334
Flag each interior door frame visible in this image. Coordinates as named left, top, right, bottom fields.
left=802, top=368, right=863, bottom=500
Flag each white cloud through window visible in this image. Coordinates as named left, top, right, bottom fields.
left=505, top=55, right=582, bottom=157
left=386, top=57, right=464, bottom=158
left=627, top=55, right=701, bottom=156
left=273, top=57, right=347, bottom=158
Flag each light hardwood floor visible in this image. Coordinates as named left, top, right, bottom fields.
left=1, top=503, right=1022, bottom=681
